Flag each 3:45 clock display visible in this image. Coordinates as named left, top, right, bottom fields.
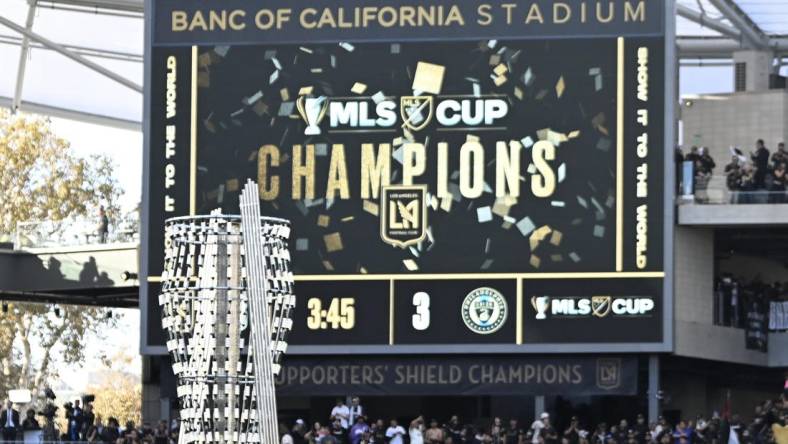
left=287, top=280, right=390, bottom=346
left=306, top=297, right=355, bottom=330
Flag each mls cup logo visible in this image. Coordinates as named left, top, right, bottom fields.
left=591, top=296, right=612, bottom=318
left=531, top=296, right=550, bottom=320
left=296, top=95, right=328, bottom=135
left=380, top=185, right=427, bottom=248
left=400, top=96, right=433, bottom=131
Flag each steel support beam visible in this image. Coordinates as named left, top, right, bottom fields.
left=0, top=96, right=141, bottom=131
left=678, top=37, right=788, bottom=58
left=0, top=33, right=143, bottom=63
left=676, top=4, right=741, bottom=41
left=0, top=14, right=142, bottom=93
left=36, top=0, right=142, bottom=13
left=707, top=0, right=770, bottom=50
left=678, top=37, right=746, bottom=58
left=0, top=289, right=139, bottom=308
left=12, top=1, right=37, bottom=112
left=680, top=60, right=734, bottom=67
left=534, top=396, right=545, bottom=420
left=648, top=355, right=660, bottom=423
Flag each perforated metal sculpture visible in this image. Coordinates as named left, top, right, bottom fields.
left=159, top=181, right=294, bottom=444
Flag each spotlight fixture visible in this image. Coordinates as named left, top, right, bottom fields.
left=1, top=302, right=7, bottom=313
left=121, top=271, right=138, bottom=281
left=53, top=306, right=60, bottom=318
left=106, top=310, right=113, bottom=319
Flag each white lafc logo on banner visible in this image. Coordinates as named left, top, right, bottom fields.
left=462, top=287, right=508, bottom=334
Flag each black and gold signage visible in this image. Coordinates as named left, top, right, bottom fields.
left=143, top=0, right=670, bottom=352
left=152, top=0, right=662, bottom=45
left=275, top=356, right=638, bottom=396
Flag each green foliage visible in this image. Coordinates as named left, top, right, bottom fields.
left=0, top=110, right=125, bottom=400
left=88, top=352, right=141, bottom=427
left=0, top=302, right=117, bottom=401
left=0, top=109, right=122, bottom=234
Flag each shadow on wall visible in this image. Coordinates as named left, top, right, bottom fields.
left=74, top=257, right=115, bottom=287
left=1, top=253, right=117, bottom=292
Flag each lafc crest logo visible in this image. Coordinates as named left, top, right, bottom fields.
left=596, top=358, right=622, bottom=390
left=380, top=185, right=427, bottom=248
left=400, top=96, right=433, bottom=131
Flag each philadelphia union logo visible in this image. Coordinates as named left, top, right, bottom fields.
left=461, top=287, right=508, bottom=334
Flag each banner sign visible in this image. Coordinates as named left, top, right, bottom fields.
left=745, top=306, right=768, bottom=352
left=275, top=355, right=638, bottom=396
left=142, top=0, right=671, bottom=353
left=152, top=0, right=664, bottom=46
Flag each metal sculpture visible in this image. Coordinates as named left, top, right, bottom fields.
left=159, top=180, right=294, bottom=444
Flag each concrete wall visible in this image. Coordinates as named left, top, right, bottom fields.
left=0, top=243, right=138, bottom=291
left=681, top=90, right=788, bottom=163
left=678, top=204, right=788, bottom=226
left=732, top=50, right=773, bottom=93
left=674, top=226, right=715, bottom=325
left=769, top=333, right=788, bottom=367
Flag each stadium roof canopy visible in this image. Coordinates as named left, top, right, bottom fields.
left=0, top=0, right=786, bottom=131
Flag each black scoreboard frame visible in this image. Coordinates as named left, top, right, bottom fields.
left=141, top=0, right=676, bottom=355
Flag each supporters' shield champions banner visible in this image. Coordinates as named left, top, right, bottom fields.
left=144, top=0, right=672, bottom=353
left=275, top=356, right=638, bottom=396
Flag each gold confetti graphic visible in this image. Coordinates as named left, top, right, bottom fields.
left=195, top=39, right=620, bottom=274
left=324, top=232, right=343, bottom=252
left=412, top=61, right=445, bottom=94
left=351, top=82, right=368, bottom=94
left=556, top=76, right=566, bottom=98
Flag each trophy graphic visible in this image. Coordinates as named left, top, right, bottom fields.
left=159, top=180, right=295, bottom=444
left=296, top=95, right=328, bottom=135
left=531, top=296, right=550, bottom=320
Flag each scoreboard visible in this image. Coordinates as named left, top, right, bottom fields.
left=142, top=0, right=674, bottom=354
left=287, top=277, right=663, bottom=349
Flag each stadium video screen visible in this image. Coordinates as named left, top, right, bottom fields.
left=143, top=0, right=671, bottom=352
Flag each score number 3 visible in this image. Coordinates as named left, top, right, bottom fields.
left=412, top=292, right=430, bottom=330
left=307, top=297, right=355, bottom=330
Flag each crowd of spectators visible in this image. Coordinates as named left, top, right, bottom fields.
left=715, top=275, right=788, bottom=331
left=723, top=141, right=788, bottom=204
left=2, top=391, right=787, bottom=444
left=0, top=398, right=178, bottom=444
left=279, top=392, right=788, bottom=444
left=678, top=140, right=788, bottom=204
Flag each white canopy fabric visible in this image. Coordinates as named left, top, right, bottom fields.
left=0, top=0, right=142, bottom=127
left=678, top=0, right=788, bottom=36
left=0, top=0, right=785, bottom=128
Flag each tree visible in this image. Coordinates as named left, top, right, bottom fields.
left=0, top=110, right=124, bottom=399
left=0, top=302, right=118, bottom=401
left=88, top=351, right=141, bottom=427
left=0, top=109, right=122, bottom=236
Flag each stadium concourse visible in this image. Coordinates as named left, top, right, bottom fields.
left=0, top=1, right=787, bottom=444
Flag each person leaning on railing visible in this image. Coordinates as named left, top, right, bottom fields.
left=737, top=164, right=757, bottom=204
left=725, top=155, right=742, bottom=204
left=752, top=139, right=771, bottom=191
left=767, top=163, right=787, bottom=204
